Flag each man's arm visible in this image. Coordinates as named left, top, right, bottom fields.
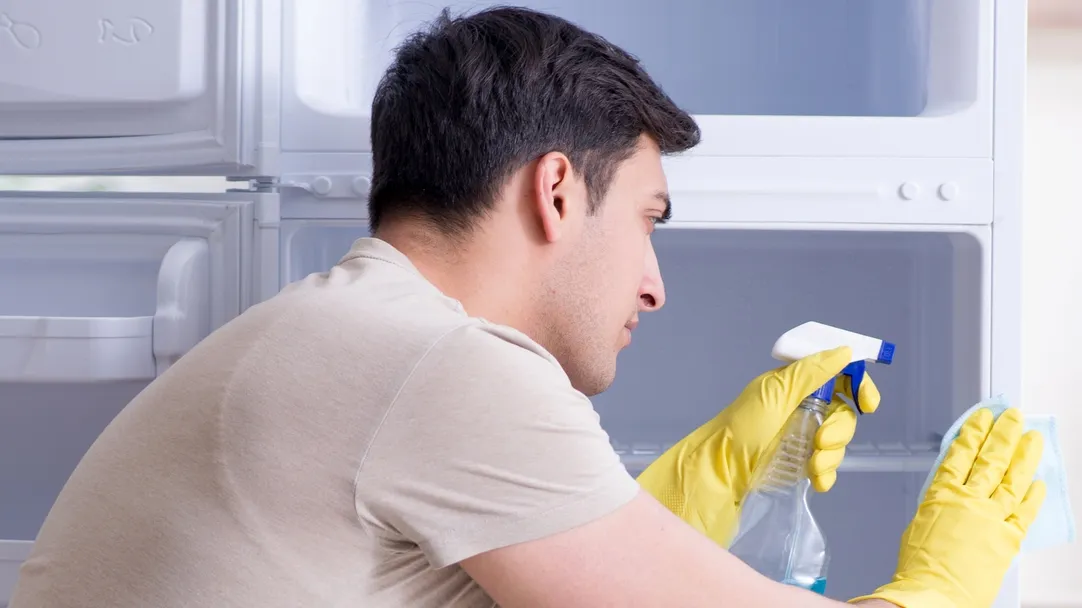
left=462, top=489, right=894, bottom=607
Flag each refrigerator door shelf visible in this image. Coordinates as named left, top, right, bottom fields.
left=0, top=238, right=209, bottom=383
left=0, top=193, right=274, bottom=383
left=0, top=316, right=154, bottom=383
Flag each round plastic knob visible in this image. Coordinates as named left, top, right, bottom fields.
left=312, top=176, right=333, bottom=196
left=352, top=176, right=371, bottom=196
left=938, top=182, right=959, bottom=201
left=898, top=182, right=921, bottom=200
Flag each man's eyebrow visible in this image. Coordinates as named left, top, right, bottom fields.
left=653, top=191, right=672, bottom=223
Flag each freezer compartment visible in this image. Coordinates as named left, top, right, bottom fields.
left=283, top=0, right=987, bottom=157
left=281, top=221, right=988, bottom=476
left=0, top=234, right=208, bottom=382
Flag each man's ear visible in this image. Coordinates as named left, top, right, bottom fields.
left=532, top=151, right=585, bottom=244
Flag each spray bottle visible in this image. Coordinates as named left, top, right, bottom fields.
left=727, top=322, right=895, bottom=595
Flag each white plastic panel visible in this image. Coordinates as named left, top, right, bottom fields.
left=282, top=0, right=992, bottom=161
left=0, top=0, right=270, bottom=175
left=274, top=156, right=992, bottom=232
left=664, top=157, right=993, bottom=225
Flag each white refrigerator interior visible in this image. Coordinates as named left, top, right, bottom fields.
left=0, top=0, right=1023, bottom=605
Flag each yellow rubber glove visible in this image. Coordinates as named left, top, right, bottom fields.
left=637, top=346, right=879, bottom=547
left=849, top=407, right=1046, bottom=608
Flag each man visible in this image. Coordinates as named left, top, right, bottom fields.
left=11, top=6, right=1044, bottom=608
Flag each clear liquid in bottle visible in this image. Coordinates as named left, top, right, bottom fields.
left=728, top=395, right=831, bottom=595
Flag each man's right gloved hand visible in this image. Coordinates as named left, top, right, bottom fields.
left=850, top=407, right=1047, bottom=608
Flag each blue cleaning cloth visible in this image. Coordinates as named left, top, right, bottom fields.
left=919, top=396, right=1076, bottom=551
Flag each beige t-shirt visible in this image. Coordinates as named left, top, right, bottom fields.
left=10, top=238, right=639, bottom=608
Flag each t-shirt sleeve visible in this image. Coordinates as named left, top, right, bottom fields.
left=353, top=322, right=640, bottom=568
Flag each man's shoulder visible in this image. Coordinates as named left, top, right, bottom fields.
left=418, top=321, right=573, bottom=390
left=268, top=255, right=571, bottom=392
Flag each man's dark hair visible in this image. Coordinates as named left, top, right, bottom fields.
left=367, top=6, right=701, bottom=235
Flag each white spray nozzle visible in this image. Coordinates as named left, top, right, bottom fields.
left=772, top=322, right=894, bottom=366
left=771, top=322, right=895, bottom=412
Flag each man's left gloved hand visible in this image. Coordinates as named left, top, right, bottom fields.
left=636, top=346, right=880, bottom=547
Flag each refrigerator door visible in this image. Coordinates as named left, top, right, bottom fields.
left=0, top=0, right=273, bottom=176
left=0, top=191, right=277, bottom=603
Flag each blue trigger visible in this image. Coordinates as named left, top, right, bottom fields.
left=842, top=361, right=866, bottom=414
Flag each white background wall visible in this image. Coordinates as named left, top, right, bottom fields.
left=1021, top=24, right=1082, bottom=608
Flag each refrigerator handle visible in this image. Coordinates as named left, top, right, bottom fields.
left=153, top=239, right=210, bottom=376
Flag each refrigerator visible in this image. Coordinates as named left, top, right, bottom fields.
left=0, top=0, right=1025, bottom=605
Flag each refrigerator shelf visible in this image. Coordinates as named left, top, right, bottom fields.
left=615, top=441, right=940, bottom=475
left=0, top=316, right=156, bottom=383
left=0, top=236, right=215, bottom=384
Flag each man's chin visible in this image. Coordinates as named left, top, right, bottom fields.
left=572, top=366, right=617, bottom=397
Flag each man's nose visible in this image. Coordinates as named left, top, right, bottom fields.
left=639, top=243, right=665, bottom=312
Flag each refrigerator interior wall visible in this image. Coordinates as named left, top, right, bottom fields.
left=283, top=220, right=988, bottom=600
left=808, top=471, right=929, bottom=599
left=593, top=228, right=986, bottom=458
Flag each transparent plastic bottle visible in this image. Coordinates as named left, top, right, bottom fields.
left=728, top=392, right=831, bottom=595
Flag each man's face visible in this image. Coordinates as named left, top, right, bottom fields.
left=543, top=137, right=669, bottom=396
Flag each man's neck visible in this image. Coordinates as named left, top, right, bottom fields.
left=375, top=222, right=536, bottom=331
